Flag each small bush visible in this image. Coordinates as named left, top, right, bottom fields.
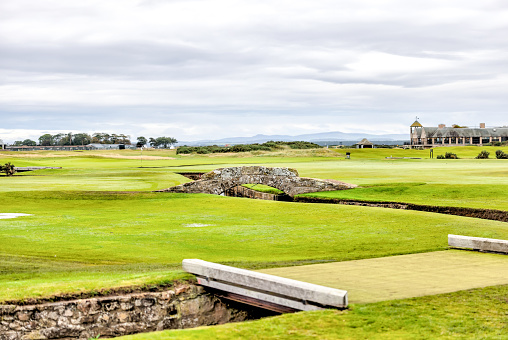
left=0, top=162, right=16, bottom=176
left=444, top=152, right=458, bottom=159
left=176, top=146, right=191, bottom=154
left=475, top=150, right=490, bottom=159
left=495, top=150, right=508, bottom=159
left=196, top=148, right=210, bottom=154
left=436, top=155, right=445, bottom=159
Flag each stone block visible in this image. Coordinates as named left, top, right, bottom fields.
left=449, top=234, right=508, bottom=254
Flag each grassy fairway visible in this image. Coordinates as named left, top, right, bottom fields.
left=118, top=284, right=508, bottom=340
left=3, top=191, right=508, bottom=302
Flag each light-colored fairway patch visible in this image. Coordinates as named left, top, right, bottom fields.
left=258, top=250, right=508, bottom=304
left=0, top=213, right=32, bottom=219
left=182, top=223, right=212, bottom=228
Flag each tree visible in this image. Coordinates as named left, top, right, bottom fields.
left=154, top=137, right=177, bottom=148
left=23, top=139, right=37, bottom=146
left=137, top=136, right=147, bottom=147
left=117, top=134, right=131, bottom=144
left=52, top=133, right=66, bottom=145
left=13, top=139, right=36, bottom=146
left=92, top=133, right=111, bottom=144
left=148, top=137, right=157, bottom=147
left=38, top=134, right=53, bottom=146
left=72, top=133, right=92, bottom=146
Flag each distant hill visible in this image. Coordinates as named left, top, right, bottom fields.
left=179, top=131, right=409, bottom=146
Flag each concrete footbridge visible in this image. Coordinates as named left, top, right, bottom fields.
left=158, top=166, right=357, bottom=197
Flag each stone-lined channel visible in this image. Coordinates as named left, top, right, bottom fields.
left=0, top=282, right=275, bottom=340
left=294, top=197, right=508, bottom=223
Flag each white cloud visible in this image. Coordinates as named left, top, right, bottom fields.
left=1, top=0, right=507, bottom=143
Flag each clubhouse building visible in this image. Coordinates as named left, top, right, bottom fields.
left=409, top=120, right=508, bottom=149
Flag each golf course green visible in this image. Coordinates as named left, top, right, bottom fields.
left=1, top=146, right=507, bottom=339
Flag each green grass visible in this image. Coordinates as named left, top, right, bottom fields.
left=242, top=184, right=284, bottom=194
left=300, top=183, right=508, bottom=211
left=2, top=191, right=508, bottom=302
left=118, top=284, right=508, bottom=339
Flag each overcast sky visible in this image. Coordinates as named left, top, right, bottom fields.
left=1, top=0, right=507, bottom=143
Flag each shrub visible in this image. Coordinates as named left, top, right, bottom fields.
left=444, top=152, right=458, bottom=159
left=0, top=162, right=16, bottom=176
left=176, top=146, right=192, bottom=154
left=475, top=150, right=490, bottom=159
left=262, top=142, right=278, bottom=148
left=286, top=141, right=322, bottom=149
left=196, top=148, right=210, bottom=154
left=176, top=141, right=321, bottom=154
left=436, top=155, right=445, bottom=159
left=495, top=150, right=508, bottom=159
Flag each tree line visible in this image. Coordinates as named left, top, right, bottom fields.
left=136, top=136, right=177, bottom=148
left=12, top=133, right=131, bottom=146
left=10, top=133, right=178, bottom=148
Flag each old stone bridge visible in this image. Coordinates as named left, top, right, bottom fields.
left=158, top=166, right=356, bottom=197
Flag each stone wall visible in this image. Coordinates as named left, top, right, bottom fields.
left=0, top=283, right=259, bottom=340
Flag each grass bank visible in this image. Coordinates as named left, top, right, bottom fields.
left=119, top=284, right=508, bottom=339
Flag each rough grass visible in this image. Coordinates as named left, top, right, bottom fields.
left=118, top=284, right=508, bottom=339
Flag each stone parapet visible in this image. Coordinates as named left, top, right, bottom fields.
left=183, top=259, right=348, bottom=312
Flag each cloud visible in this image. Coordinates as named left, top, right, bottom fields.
left=1, top=0, right=507, bottom=142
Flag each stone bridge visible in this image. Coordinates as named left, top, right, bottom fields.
left=158, top=166, right=356, bottom=197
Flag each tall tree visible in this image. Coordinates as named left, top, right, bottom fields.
left=72, top=133, right=92, bottom=145
left=52, top=133, right=65, bottom=145
left=22, top=139, right=37, bottom=146
left=38, top=134, right=53, bottom=146
left=137, top=136, right=147, bottom=147
left=154, top=137, right=178, bottom=148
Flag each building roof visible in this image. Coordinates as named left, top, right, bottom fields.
left=410, top=120, right=423, bottom=127
left=356, top=138, right=374, bottom=145
left=413, top=127, right=508, bottom=138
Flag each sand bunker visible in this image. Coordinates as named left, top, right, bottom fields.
left=0, top=213, right=32, bottom=219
